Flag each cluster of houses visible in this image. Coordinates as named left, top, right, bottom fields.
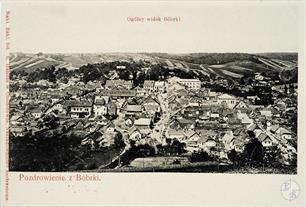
left=9, top=73, right=297, bottom=165
left=161, top=80, right=296, bottom=164
left=122, top=95, right=161, bottom=142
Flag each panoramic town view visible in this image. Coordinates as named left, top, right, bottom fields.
left=9, top=52, right=297, bottom=173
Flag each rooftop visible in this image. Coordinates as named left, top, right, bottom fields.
left=218, top=94, right=236, bottom=99
left=126, top=105, right=142, bottom=112
left=144, top=80, right=155, bottom=87
left=68, top=100, right=92, bottom=107
left=154, top=81, right=165, bottom=87
left=95, top=98, right=105, bottom=105
left=134, top=118, right=151, bottom=126
left=99, top=89, right=136, bottom=97
left=178, top=78, right=201, bottom=82
left=105, top=80, right=133, bottom=87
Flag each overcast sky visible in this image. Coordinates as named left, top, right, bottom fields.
left=6, top=1, right=300, bottom=53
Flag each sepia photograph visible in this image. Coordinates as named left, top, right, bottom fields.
left=9, top=51, right=298, bottom=173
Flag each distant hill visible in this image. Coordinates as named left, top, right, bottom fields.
left=257, top=53, right=298, bottom=62
left=145, top=52, right=297, bottom=81
left=9, top=52, right=297, bottom=82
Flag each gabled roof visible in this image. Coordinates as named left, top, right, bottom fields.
left=238, top=113, right=253, bottom=124
left=142, top=95, right=159, bottom=105
left=125, top=116, right=135, bottom=122
left=184, top=130, right=198, bottom=139
left=258, top=133, right=270, bottom=142
left=234, top=100, right=248, bottom=109
left=127, top=126, right=139, bottom=135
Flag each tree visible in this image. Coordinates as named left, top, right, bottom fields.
left=9, top=129, right=85, bottom=171
left=156, top=144, right=165, bottom=155
left=114, top=132, right=125, bottom=149
left=45, top=66, right=57, bottom=83
left=247, top=78, right=254, bottom=85
left=243, top=138, right=264, bottom=166
left=134, top=71, right=146, bottom=86
left=80, top=66, right=101, bottom=83
left=170, top=139, right=186, bottom=155
left=190, top=150, right=214, bottom=162
left=228, top=149, right=240, bottom=166
left=284, top=85, right=288, bottom=94
left=118, top=70, right=130, bottom=80
left=209, top=73, right=216, bottom=80
left=18, top=69, right=28, bottom=77
left=42, top=113, right=60, bottom=129
left=55, top=68, right=69, bottom=79
left=263, top=146, right=281, bottom=167
left=26, top=66, right=57, bottom=83
left=289, top=84, right=295, bottom=94
left=99, top=75, right=106, bottom=86
left=247, top=130, right=256, bottom=139
left=62, top=77, right=69, bottom=84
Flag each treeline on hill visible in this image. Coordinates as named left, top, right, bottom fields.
left=10, top=61, right=210, bottom=87
left=152, top=52, right=297, bottom=65
left=10, top=66, right=74, bottom=84
left=259, top=53, right=298, bottom=61
left=153, top=53, right=256, bottom=65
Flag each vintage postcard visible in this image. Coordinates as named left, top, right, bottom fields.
left=0, top=0, right=305, bottom=206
